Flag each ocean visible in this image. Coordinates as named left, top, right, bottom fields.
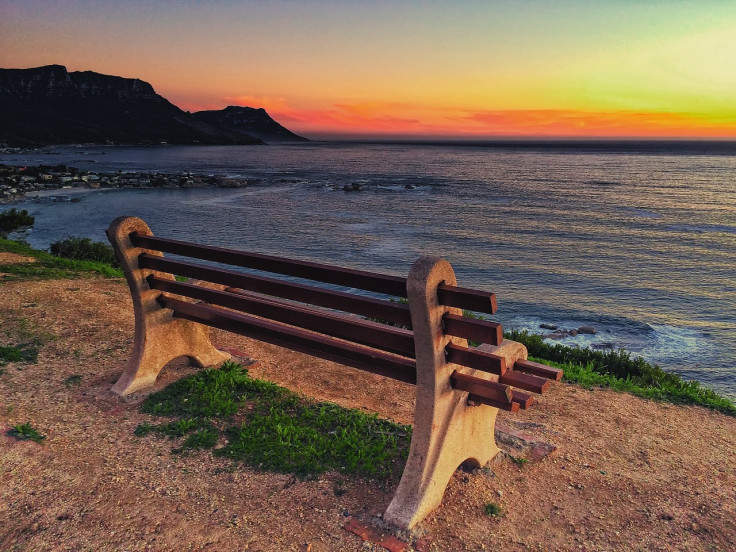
left=2, top=141, right=735, bottom=399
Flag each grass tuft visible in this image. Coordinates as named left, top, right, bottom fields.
left=483, top=503, right=503, bottom=517
left=63, top=374, right=83, bottom=386
left=508, top=454, right=529, bottom=467
left=135, top=361, right=411, bottom=479
left=0, top=343, right=38, bottom=366
left=6, top=422, right=46, bottom=443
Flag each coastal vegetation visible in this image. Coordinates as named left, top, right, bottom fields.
left=508, top=330, right=736, bottom=416
left=49, top=236, right=120, bottom=268
left=0, top=237, right=122, bottom=279
left=0, top=208, right=34, bottom=237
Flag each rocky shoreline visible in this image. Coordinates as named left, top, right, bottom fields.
left=0, top=163, right=249, bottom=204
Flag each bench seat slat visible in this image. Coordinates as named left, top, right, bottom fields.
left=450, top=371, right=512, bottom=402
left=445, top=343, right=506, bottom=375
left=499, top=370, right=551, bottom=394
left=139, top=254, right=413, bottom=327
left=468, top=394, right=520, bottom=412
left=160, top=296, right=419, bottom=385
left=450, top=372, right=520, bottom=411
left=437, top=285, right=498, bottom=315
left=511, top=390, right=535, bottom=409
left=514, top=359, right=564, bottom=381
left=148, top=276, right=417, bottom=358
left=442, top=313, right=502, bottom=346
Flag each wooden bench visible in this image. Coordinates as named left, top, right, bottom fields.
left=107, top=215, right=562, bottom=530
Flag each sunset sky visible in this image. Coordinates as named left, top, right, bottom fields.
left=2, top=0, right=736, bottom=139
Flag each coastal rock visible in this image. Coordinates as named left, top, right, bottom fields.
left=0, top=164, right=250, bottom=203
left=540, top=323, right=558, bottom=330
left=578, top=326, right=596, bottom=335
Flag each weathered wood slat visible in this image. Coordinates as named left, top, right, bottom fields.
left=514, top=359, right=564, bottom=381
left=499, top=370, right=551, bottom=394
left=139, top=254, right=413, bottom=327
left=148, top=276, right=416, bottom=357
left=511, top=390, right=535, bottom=409
left=132, top=232, right=409, bottom=296
left=131, top=232, right=498, bottom=314
left=159, top=295, right=418, bottom=384
left=445, top=343, right=506, bottom=375
left=450, top=371, right=512, bottom=402
left=468, top=394, right=520, bottom=412
left=442, top=313, right=502, bottom=346
left=437, top=284, right=497, bottom=315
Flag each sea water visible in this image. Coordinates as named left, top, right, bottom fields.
left=2, top=142, right=735, bottom=399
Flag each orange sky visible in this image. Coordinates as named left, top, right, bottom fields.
left=2, top=0, right=736, bottom=139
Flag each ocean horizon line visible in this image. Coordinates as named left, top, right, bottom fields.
left=305, top=136, right=736, bottom=152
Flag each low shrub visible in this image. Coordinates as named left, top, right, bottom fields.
left=0, top=208, right=34, bottom=238
left=507, top=330, right=736, bottom=416
left=49, top=236, right=120, bottom=268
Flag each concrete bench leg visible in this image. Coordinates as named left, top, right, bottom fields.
left=383, top=256, right=501, bottom=530
left=107, top=216, right=230, bottom=395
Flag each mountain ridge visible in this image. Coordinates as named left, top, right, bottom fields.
left=0, top=65, right=306, bottom=146
left=193, top=106, right=308, bottom=143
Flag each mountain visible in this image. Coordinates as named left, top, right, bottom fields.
left=0, top=65, right=263, bottom=146
left=193, top=106, right=308, bottom=143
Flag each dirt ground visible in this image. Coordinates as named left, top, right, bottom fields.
left=1, top=276, right=734, bottom=551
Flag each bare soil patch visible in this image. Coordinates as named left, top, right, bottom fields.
left=0, top=252, right=36, bottom=264
left=1, top=278, right=734, bottom=551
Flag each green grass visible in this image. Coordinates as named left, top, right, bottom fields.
left=506, top=329, right=736, bottom=416
left=508, top=454, right=529, bottom=467
left=135, top=361, right=412, bottom=479
left=483, top=503, right=503, bottom=517
left=6, top=422, right=46, bottom=444
left=63, top=374, right=83, bottom=386
left=0, top=238, right=123, bottom=280
left=0, top=343, right=38, bottom=366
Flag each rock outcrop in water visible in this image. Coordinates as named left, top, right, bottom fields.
left=193, top=106, right=308, bottom=143
left=0, top=65, right=268, bottom=146
left=0, top=164, right=248, bottom=203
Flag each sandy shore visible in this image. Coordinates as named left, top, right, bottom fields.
left=1, top=274, right=735, bottom=551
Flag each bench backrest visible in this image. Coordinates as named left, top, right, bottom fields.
left=129, top=231, right=557, bottom=411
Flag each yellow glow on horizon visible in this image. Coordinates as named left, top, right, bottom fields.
left=2, top=1, right=736, bottom=138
